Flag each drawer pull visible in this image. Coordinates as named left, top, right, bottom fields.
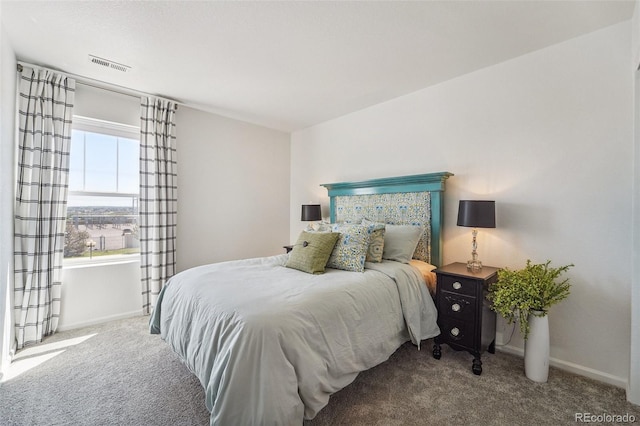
left=452, top=281, right=462, bottom=290
left=450, top=327, right=460, bottom=337
left=451, top=303, right=461, bottom=312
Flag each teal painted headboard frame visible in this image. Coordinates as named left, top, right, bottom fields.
left=320, top=172, right=453, bottom=267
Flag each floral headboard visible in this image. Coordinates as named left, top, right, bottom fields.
left=320, top=172, right=453, bottom=267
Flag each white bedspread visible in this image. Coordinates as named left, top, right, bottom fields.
left=150, top=254, right=439, bottom=425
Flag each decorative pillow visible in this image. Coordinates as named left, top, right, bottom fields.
left=382, top=224, right=423, bottom=263
left=304, top=221, right=332, bottom=233
left=361, top=219, right=385, bottom=263
left=285, top=231, right=340, bottom=274
left=327, top=223, right=372, bottom=272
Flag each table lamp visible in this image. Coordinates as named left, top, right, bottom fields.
left=457, top=200, right=495, bottom=272
left=301, top=204, right=322, bottom=222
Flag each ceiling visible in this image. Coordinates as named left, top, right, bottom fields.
left=1, top=1, right=635, bottom=132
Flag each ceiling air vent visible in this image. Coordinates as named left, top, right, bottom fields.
left=88, top=55, right=131, bottom=73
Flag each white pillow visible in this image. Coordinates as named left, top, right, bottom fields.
left=382, top=224, right=423, bottom=263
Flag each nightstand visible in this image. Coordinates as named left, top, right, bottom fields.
left=432, top=262, right=499, bottom=375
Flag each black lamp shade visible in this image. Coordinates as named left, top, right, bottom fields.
left=457, top=200, right=496, bottom=228
left=301, top=204, right=322, bottom=221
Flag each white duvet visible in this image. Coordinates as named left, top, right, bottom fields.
left=150, top=254, right=439, bottom=425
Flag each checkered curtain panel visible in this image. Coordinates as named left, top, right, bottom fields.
left=140, top=97, right=178, bottom=314
left=13, top=66, right=75, bottom=350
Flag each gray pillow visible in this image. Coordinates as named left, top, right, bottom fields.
left=382, top=224, right=423, bottom=263
left=286, top=231, right=340, bottom=274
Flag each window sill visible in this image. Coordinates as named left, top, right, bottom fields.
left=63, top=254, right=140, bottom=269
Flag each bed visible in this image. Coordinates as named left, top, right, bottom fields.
left=150, top=172, right=453, bottom=425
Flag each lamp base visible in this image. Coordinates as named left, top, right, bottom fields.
left=467, top=259, right=483, bottom=273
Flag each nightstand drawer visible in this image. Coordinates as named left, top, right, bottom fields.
left=440, top=291, right=476, bottom=321
left=439, top=275, right=477, bottom=297
left=439, top=317, right=474, bottom=349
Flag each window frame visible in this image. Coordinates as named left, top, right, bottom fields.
left=64, top=116, right=141, bottom=266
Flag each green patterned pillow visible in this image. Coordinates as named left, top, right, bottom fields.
left=362, top=219, right=385, bottom=263
left=286, top=231, right=340, bottom=274
left=327, top=223, right=372, bottom=272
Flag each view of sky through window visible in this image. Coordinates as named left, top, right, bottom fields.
left=69, top=129, right=139, bottom=206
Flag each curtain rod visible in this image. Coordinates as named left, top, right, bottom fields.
left=17, top=61, right=180, bottom=109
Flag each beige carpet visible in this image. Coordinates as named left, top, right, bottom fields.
left=0, top=316, right=638, bottom=426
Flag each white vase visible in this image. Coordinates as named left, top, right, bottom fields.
left=524, top=311, right=550, bottom=383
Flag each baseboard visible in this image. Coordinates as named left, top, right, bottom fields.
left=57, top=311, right=143, bottom=332
left=496, top=345, right=628, bottom=390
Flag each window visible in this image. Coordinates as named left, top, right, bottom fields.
left=64, top=116, right=140, bottom=261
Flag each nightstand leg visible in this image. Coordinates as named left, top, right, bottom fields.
left=472, top=357, right=482, bottom=375
left=432, top=343, right=441, bottom=360
left=488, top=339, right=495, bottom=354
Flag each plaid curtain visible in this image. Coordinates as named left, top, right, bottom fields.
left=14, top=66, right=75, bottom=350
left=139, top=97, right=178, bottom=314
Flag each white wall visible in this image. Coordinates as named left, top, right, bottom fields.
left=0, top=9, right=17, bottom=378
left=631, top=70, right=640, bottom=405
left=634, top=1, right=640, bottom=66
left=175, top=107, right=290, bottom=272
left=74, top=84, right=140, bottom=126
left=58, top=261, right=141, bottom=330
left=58, top=85, right=143, bottom=329
left=291, top=22, right=633, bottom=388
left=629, top=0, right=640, bottom=406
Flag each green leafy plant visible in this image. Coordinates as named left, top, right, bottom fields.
left=488, top=260, right=573, bottom=339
